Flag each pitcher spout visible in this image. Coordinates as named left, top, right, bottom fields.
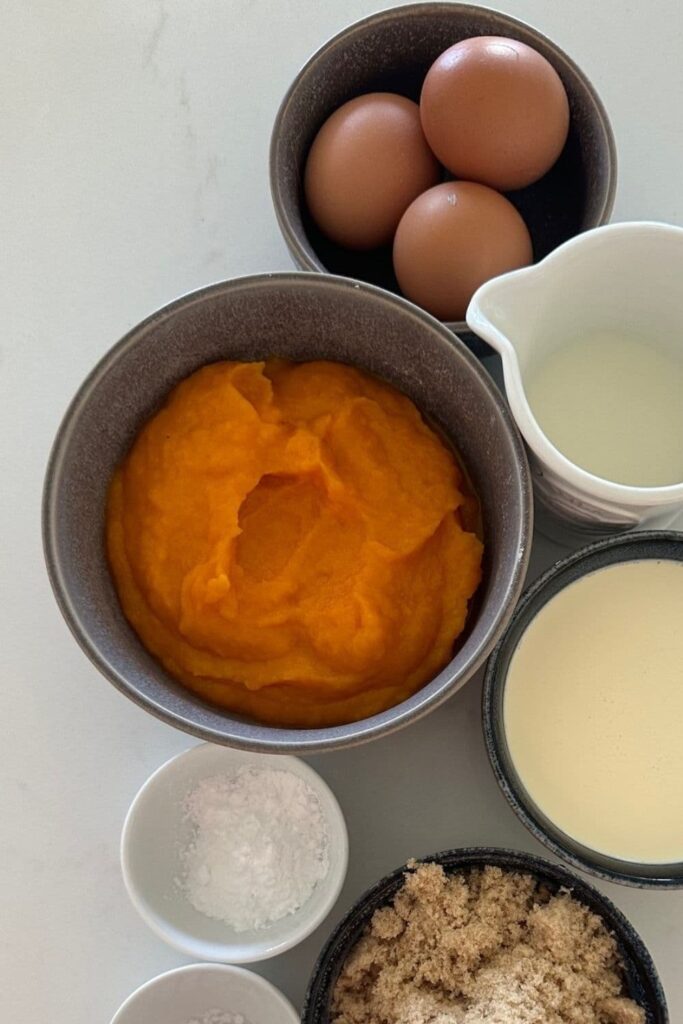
left=466, top=264, right=540, bottom=366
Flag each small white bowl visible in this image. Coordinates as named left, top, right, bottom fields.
left=110, top=962, right=299, bottom=1024
left=121, top=743, right=348, bottom=963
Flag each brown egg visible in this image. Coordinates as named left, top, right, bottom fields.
left=420, top=37, right=570, bottom=191
left=393, top=181, right=533, bottom=321
left=304, top=93, right=441, bottom=250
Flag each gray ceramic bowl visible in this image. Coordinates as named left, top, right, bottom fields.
left=484, top=531, right=683, bottom=888
left=43, top=272, right=531, bottom=753
left=302, top=847, right=668, bottom=1023
left=270, top=2, right=616, bottom=357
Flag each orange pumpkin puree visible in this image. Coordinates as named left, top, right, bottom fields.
left=106, top=360, right=483, bottom=727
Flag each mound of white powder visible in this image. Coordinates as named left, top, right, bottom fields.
left=181, top=767, right=330, bottom=932
left=184, top=1012, right=249, bottom=1024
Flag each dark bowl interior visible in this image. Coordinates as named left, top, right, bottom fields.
left=270, top=2, right=616, bottom=357
left=484, top=531, right=683, bottom=888
left=303, top=847, right=668, bottom=1023
left=43, top=272, right=531, bottom=753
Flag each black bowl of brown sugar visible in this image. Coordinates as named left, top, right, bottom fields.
left=303, top=847, right=667, bottom=1024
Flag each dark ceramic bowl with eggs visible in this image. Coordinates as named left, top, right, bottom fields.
left=302, top=847, right=668, bottom=1023
left=483, top=531, right=683, bottom=889
left=270, top=2, right=617, bottom=357
left=43, top=272, right=532, bottom=754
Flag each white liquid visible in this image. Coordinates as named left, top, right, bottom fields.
left=525, top=331, right=683, bottom=486
left=504, top=559, right=683, bottom=864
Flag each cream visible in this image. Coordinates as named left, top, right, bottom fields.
left=504, top=559, right=683, bottom=863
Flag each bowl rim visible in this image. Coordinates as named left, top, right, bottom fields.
left=110, top=962, right=300, bottom=1024
left=301, top=845, right=668, bottom=1022
left=42, top=270, right=532, bottom=753
left=269, top=0, right=618, bottom=339
left=482, top=529, right=683, bottom=888
left=119, top=742, right=349, bottom=962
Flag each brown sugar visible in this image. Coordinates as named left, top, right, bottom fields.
left=331, top=862, right=645, bottom=1024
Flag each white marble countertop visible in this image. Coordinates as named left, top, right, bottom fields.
left=2, top=1, right=682, bottom=1020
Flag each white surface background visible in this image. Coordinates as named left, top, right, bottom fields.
left=1, top=1, right=682, bottom=1020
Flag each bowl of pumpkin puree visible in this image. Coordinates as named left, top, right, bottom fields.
left=43, top=273, right=531, bottom=752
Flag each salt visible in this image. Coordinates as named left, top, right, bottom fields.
left=180, top=767, right=330, bottom=932
left=184, top=1011, right=249, bottom=1024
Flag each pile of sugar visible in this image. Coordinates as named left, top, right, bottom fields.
left=183, top=1012, right=249, bottom=1024
left=332, top=862, right=644, bottom=1024
left=181, top=767, right=330, bottom=932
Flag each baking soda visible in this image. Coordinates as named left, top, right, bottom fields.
left=184, top=1011, right=249, bottom=1024
left=180, top=767, right=330, bottom=931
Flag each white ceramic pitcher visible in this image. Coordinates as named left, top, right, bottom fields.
left=467, top=221, right=683, bottom=533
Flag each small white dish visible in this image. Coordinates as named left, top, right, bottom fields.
left=110, top=962, right=299, bottom=1024
left=121, top=742, right=348, bottom=963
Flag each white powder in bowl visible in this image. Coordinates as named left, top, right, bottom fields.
left=180, top=767, right=330, bottom=932
left=184, top=1011, right=250, bottom=1024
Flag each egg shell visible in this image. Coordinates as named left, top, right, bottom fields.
left=420, top=36, right=570, bottom=191
left=393, top=181, right=533, bottom=322
left=304, top=93, right=441, bottom=250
